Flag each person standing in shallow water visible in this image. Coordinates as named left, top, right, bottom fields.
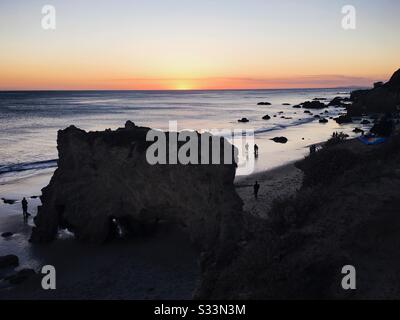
left=254, top=181, right=260, bottom=200
left=21, top=197, right=28, bottom=221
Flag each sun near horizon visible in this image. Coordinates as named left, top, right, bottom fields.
left=1, top=0, right=400, bottom=91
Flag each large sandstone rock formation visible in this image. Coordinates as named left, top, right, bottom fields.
left=349, top=68, right=400, bottom=115
left=30, top=122, right=244, bottom=264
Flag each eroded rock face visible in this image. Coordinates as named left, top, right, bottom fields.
left=30, top=122, right=244, bottom=261
left=349, top=68, right=400, bottom=115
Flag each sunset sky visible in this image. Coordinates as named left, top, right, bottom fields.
left=0, top=0, right=399, bottom=90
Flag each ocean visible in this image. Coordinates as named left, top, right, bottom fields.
left=0, top=89, right=367, bottom=184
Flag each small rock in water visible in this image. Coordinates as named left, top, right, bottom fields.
left=282, top=103, right=291, bottom=105
left=334, top=115, right=353, bottom=124
left=1, top=232, right=13, bottom=238
left=361, top=119, right=371, bottom=125
left=238, top=118, right=250, bottom=123
left=0, top=255, right=19, bottom=268
left=328, top=96, right=345, bottom=107
left=271, top=137, right=288, bottom=144
left=319, top=118, right=329, bottom=124
left=302, top=100, right=326, bottom=109
left=5, top=268, right=36, bottom=285
left=262, top=115, right=271, bottom=120
left=1, top=198, right=17, bottom=205
left=257, top=102, right=271, bottom=106
left=30, top=196, right=39, bottom=199
left=353, top=128, right=365, bottom=134
left=292, top=105, right=302, bottom=109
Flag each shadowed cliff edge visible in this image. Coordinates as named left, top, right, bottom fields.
left=29, top=121, right=244, bottom=297
left=349, top=68, right=400, bottom=115
left=199, top=132, right=400, bottom=299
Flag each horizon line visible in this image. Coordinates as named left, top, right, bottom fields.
left=0, top=86, right=369, bottom=92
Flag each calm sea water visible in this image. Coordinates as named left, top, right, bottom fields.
left=0, top=89, right=366, bottom=182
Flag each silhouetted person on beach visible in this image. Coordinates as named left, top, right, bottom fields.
left=254, top=181, right=260, bottom=200
left=254, top=144, right=259, bottom=157
left=310, top=144, right=317, bottom=155
left=22, top=197, right=28, bottom=221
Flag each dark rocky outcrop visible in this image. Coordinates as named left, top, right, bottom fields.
left=30, top=122, right=244, bottom=295
left=262, top=115, right=271, bottom=120
left=334, top=114, right=353, bottom=124
left=5, top=269, right=36, bottom=285
left=31, top=122, right=243, bottom=245
left=1, top=198, right=16, bottom=205
left=319, top=118, right=328, bottom=124
left=257, top=102, right=271, bottom=106
left=370, top=116, right=395, bottom=137
left=1, top=232, right=13, bottom=238
left=349, top=68, right=400, bottom=115
left=0, top=255, right=19, bottom=268
left=203, top=133, right=400, bottom=299
left=328, top=97, right=345, bottom=107
left=353, top=128, right=365, bottom=134
left=302, top=101, right=326, bottom=109
left=271, top=137, right=288, bottom=144
left=238, top=118, right=249, bottom=123
left=292, top=105, right=302, bottom=109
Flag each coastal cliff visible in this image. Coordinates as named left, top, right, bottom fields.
left=30, top=122, right=244, bottom=282
left=349, top=68, right=400, bottom=115
left=201, top=133, right=400, bottom=299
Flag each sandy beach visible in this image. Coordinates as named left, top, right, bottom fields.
left=235, top=163, right=303, bottom=219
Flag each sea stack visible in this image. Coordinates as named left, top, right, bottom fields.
left=30, top=122, right=244, bottom=258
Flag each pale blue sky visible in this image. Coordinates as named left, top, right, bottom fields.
left=1, top=0, right=399, bottom=89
